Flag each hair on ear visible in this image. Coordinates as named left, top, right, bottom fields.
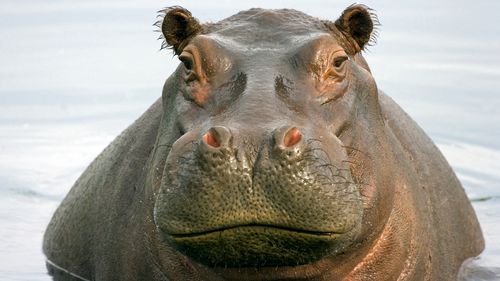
left=154, top=6, right=202, bottom=55
left=333, top=4, right=380, bottom=53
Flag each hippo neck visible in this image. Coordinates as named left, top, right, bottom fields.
left=345, top=182, right=426, bottom=281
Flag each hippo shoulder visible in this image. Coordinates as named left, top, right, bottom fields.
left=378, top=92, right=484, bottom=278
left=43, top=99, right=163, bottom=278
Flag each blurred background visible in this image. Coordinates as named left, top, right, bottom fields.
left=0, top=0, right=499, bottom=280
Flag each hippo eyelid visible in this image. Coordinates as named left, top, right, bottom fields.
left=333, top=56, right=349, bottom=68
left=179, top=54, right=194, bottom=71
left=179, top=51, right=203, bottom=83
left=179, top=50, right=196, bottom=72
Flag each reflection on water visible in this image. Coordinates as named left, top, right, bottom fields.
left=0, top=0, right=499, bottom=280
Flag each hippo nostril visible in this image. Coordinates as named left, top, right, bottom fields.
left=203, top=129, right=221, bottom=148
left=201, top=126, right=232, bottom=149
left=283, top=127, right=302, bottom=147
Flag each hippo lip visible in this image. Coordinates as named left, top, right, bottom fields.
left=165, top=224, right=349, bottom=268
left=168, top=223, right=344, bottom=238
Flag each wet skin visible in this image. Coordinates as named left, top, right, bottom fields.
left=43, top=5, right=484, bottom=281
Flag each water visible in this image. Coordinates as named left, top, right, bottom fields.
left=0, top=0, right=498, bottom=280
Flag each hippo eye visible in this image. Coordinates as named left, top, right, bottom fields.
left=179, top=52, right=198, bottom=82
left=333, top=56, right=349, bottom=69
left=179, top=54, right=194, bottom=71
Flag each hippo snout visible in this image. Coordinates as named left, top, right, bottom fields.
left=154, top=124, right=363, bottom=267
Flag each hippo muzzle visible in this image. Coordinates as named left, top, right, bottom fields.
left=154, top=122, right=362, bottom=266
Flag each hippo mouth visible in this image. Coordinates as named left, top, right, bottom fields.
left=164, top=224, right=350, bottom=268
left=169, top=223, right=343, bottom=238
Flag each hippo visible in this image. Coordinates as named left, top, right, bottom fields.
left=43, top=4, right=484, bottom=281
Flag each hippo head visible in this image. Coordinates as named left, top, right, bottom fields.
left=152, top=5, right=396, bottom=271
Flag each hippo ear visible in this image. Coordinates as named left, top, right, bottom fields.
left=334, top=4, right=378, bottom=53
left=156, top=6, right=202, bottom=55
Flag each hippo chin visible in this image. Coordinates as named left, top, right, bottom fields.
left=43, top=4, right=484, bottom=281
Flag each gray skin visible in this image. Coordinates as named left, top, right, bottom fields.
left=43, top=5, right=484, bottom=281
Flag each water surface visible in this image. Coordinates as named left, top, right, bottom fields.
left=0, top=0, right=499, bottom=280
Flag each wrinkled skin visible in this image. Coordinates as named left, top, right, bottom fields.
left=43, top=5, right=484, bottom=281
